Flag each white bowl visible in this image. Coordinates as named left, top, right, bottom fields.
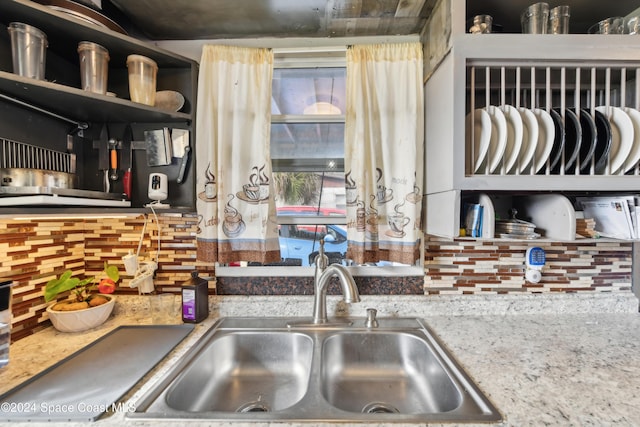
left=46, top=294, right=116, bottom=333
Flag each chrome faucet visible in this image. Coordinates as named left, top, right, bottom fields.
left=312, top=239, right=360, bottom=324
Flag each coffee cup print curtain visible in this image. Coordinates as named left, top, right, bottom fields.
left=345, top=43, right=424, bottom=265
left=195, top=45, right=281, bottom=264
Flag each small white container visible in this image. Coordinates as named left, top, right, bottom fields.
left=126, top=54, right=158, bottom=106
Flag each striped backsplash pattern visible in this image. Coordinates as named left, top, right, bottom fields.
left=0, top=215, right=633, bottom=341
left=425, top=238, right=632, bottom=294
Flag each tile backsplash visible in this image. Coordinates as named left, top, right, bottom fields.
left=0, top=214, right=633, bottom=341
left=424, top=238, right=632, bottom=294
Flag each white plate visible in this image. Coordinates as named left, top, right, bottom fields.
left=622, top=107, right=640, bottom=172
left=516, top=107, right=539, bottom=173
left=155, top=90, right=185, bottom=112
left=478, top=193, right=495, bottom=238
left=531, top=108, right=555, bottom=173
left=466, top=109, right=491, bottom=172
left=595, top=106, right=634, bottom=174
left=485, top=105, right=507, bottom=173
left=499, top=105, right=524, bottom=173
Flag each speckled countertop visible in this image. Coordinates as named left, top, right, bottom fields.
left=1, top=293, right=639, bottom=427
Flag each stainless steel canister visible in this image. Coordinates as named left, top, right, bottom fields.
left=7, top=22, right=48, bottom=80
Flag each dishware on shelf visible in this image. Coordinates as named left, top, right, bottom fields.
left=577, top=109, right=597, bottom=173
left=155, top=90, right=185, bottom=112
left=499, top=104, right=524, bottom=174
left=521, top=2, right=549, bottom=34
left=531, top=108, right=555, bottom=174
left=465, top=108, right=491, bottom=172
left=593, top=109, right=612, bottom=174
left=595, top=106, right=634, bottom=174
left=466, top=108, right=491, bottom=173
left=127, top=54, right=158, bottom=106
left=551, top=108, right=581, bottom=174
left=588, top=17, right=624, bottom=34
left=7, top=22, right=48, bottom=80
left=77, top=41, right=109, bottom=94
left=621, top=107, right=640, bottom=172
left=516, top=107, right=539, bottom=174
left=495, top=209, right=540, bottom=239
left=548, top=5, right=570, bottom=34
left=484, top=105, right=507, bottom=173
left=544, top=109, right=565, bottom=173
left=33, top=0, right=127, bottom=35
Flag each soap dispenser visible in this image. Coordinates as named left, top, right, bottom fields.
left=181, top=271, right=208, bottom=323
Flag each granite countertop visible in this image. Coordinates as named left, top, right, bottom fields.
left=0, top=293, right=639, bottom=426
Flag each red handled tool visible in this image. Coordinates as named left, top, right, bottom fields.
left=122, top=125, right=133, bottom=199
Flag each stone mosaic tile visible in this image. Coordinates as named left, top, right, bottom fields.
left=0, top=216, right=634, bottom=342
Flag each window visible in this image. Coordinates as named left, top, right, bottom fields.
left=219, top=48, right=421, bottom=275
left=269, top=52, right=351, bottom=267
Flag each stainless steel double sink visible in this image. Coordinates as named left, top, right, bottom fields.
left=129, top=316, right=501, bottom=423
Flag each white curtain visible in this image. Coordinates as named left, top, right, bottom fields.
left=195, top=45, right=281, bottom=264
left=345, top=43, right=424, bottom=265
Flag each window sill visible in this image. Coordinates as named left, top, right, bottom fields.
left=215, top=265, right=424, bottom=278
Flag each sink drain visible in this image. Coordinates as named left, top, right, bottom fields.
left=236, top=401, right=271, bottom=413
left=362, top=402, right=400, bottom=414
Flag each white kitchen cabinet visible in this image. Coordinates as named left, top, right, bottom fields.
left=423, top=0, right=640, bottom=239
left=0, top=0, right=197, bottom=211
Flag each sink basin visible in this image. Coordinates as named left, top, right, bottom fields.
left=130, top=317, right=501, bottom=423
left=165, top=331, right=313, bottom=412
left=321, top=331, right=462, bottom=414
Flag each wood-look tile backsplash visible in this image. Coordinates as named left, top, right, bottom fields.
left=0, top=214, right=632, bottom=341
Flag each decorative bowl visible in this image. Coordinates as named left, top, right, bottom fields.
left=154, top=90, right=185, bottom=112
left=46, top=294, right=116, bottom=333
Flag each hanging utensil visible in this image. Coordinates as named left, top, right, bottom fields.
left=172, top=129, right=190, bottom=184
left=109, top=137, right=118, bottom=181
left=177, top=145, right=190, bottom=184
left=122, top=125, right=133, bottom=199
left=94, top=124, right=110, bottom=192
left=144, top=128, right=172, bottom=166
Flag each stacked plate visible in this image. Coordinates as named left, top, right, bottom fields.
left=466, top=105, right=640, bottom=175
left=495, top=216, right=539, bottom=239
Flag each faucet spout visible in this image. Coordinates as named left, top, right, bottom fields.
left=312, top=263, right=360, bottom=324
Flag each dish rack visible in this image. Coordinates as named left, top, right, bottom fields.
left=1, top=137, right=75, bottom=175
left=465, top=59, right=640, bottom=177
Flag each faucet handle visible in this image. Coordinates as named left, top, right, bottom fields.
left=365, top=308, right=379, bottom=328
